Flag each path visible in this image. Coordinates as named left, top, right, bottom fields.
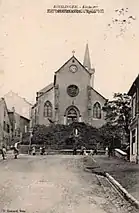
left=0, top=155, right=137, bottom=213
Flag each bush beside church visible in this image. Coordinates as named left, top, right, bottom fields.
left=29, top=122, right=104, bottom=150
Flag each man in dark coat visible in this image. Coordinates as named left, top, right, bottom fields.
left=108, top=144, right=113, bottom=158
left=126, top=145, right=130, bottom=161
left=73, top=147, right=77, bottom=155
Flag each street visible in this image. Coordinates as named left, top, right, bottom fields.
left=0, top=155, right=138, bottom=213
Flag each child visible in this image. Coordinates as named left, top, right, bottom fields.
left=32, top=146, right=36, bottom=155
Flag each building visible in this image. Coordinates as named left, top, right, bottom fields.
left=32, top=44, right=107, bottom=128
left=8, top=108, right=30, bottom=143
left=128, top=74, right=139, bottom=163
left=0, top=98, right=12, bottom=148
left=3, top=91, right=32, bottom=144
left=4, top=91, right=32, bottom=120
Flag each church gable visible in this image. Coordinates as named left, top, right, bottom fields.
left=54, top=55, right=91, bottom=90
left=55, top=56, right=90, bottom=76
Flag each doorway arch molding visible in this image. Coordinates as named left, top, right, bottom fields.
left=64, top=105, right=81, bottom=124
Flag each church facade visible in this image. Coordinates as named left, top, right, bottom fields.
left=31, top=44, right=107, bottom=128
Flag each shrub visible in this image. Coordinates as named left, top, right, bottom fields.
left=31, top=122, right=104, bottom=149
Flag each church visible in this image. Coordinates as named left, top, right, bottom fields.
left=31, top=44, right=107, bottom=128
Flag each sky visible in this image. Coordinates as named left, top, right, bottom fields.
left=0, top=0, right=139, bottom=104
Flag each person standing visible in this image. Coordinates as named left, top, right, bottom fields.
left=40, top=146, right=42, bottom=155
left=13, top=141, right=20, bottom=159
left=42, top=146, right=45, bottom=155
left=126, top=145, right=130, bottom=161
left=73, top=147, right=77, bottom=155
left=108, top=144, right=112, bottom=158
left=32, top=146, right=36, bottom=155
left=89, top=149, right=94, bottom=156
left=80, top=146, right=83, bottom=155
left=29, top=146, right=32, bottom=155
left=1, top=145, right=6, bottom=160
left=94, top=147, right=98, bottom=155
left=80, top=146, right=84, bottom=155
left=80, top=146, right=86, bottom=155
left=105, top=147, right=108, bottom=156
left=83, top=150, right=88, bottom=155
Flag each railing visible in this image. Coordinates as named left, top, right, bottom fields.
left=19, top=146, right=106, bottom=155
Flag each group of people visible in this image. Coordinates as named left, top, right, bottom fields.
left=73, top=146, right=98, bottom=156
left=30, top=146, right=46, bottom=156
left=1, top=141, right=20, bottom=160
left=1, top=143, right=46, bottom=160
left=1, top=141, right=130, bottom=161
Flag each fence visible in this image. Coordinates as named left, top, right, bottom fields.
left=19, top=145, right=106, bottom=155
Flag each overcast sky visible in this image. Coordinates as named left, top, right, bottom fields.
left=0, top=0, right=139, bottom=104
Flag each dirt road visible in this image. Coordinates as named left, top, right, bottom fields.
left=0, top=155, right=137, bottom=213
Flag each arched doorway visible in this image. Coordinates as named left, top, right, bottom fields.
left=65, top=106, right=80, bottom=125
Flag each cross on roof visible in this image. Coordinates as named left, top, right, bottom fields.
left=72, top=50, right=75, bottom=55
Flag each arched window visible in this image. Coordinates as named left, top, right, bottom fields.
left=93, top=102, right=101, bottom=119
left=44, top=101, right=52, bottom=118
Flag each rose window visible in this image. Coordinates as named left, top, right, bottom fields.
left=67, top=85, right=79, bottom=97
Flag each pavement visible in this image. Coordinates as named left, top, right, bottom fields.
left=0, top=154, right=138, bottom=213
left=92, top=154, right=139, bottom=201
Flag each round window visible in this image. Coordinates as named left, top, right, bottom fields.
left=67, top=85, right=79, bottom=97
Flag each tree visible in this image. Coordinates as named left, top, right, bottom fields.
left=32, top=124, right=49, bottom=145
left=102, top=93, right=131, bottom=144
left=99, top=123, right=122, bottom=149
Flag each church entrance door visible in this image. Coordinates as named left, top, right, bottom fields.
left=65, top=107, right=79, bottom=125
